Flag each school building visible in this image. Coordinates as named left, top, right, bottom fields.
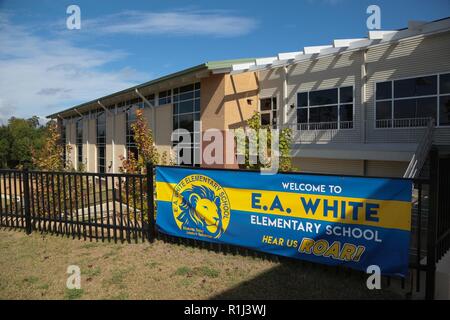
left=47, top=17, right=450, bottom=178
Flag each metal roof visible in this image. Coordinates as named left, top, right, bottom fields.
left=47, top=58, right=256, bottom=118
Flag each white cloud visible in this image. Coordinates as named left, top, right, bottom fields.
left=83, top=10, right=258, bottom=37
left=0, top=13, right=148, bottom=124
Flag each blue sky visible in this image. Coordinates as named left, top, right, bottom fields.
left=0, top=0, right=449, bottom=123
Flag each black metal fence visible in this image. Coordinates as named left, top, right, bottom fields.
left=0, top=164, right=155, bottom=243
left=0, top=152, right=449, bottom=300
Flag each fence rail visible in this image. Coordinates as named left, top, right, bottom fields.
left=0, top=164, right=155, bottom=243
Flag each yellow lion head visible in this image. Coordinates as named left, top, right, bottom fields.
left=177, top=185, right=223, bottom=237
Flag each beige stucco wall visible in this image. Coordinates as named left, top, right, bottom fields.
left=87, top=119, right=96, bottom=172
left=200, top=74, right=227, bottom=131
left=143, top=104, right=173, bottom=160
left=224, top=72, right=259, bottom=130
left=200, top=72, right=259, bottom=168
left=114, top=112, right=126, bottom=173
left=105, top=113, right=114, bottom=173
left=81, top=119, right=89, bottom=170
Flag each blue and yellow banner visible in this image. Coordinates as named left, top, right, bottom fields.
left=155, top=166, right=412, bottom=276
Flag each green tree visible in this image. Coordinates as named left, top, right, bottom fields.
left=32, top=120, right=70, bottom=171
left=0, top=116, right=46, bottom=168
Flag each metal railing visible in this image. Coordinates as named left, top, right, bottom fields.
left=404, top=118, right=434, bottom=178
left=283, top=121, right=353, bottom=131
left=376, top=117, right=432, bottom=129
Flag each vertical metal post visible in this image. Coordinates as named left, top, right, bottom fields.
left=426, top=147, right=439, bottom=300
left=23, top=168, right=32, bottom=235
left=146, top=162, right=155, bottom=243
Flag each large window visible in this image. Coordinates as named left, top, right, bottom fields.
left=297, top=86, right=353, bottom=130
left=76, top=119, right=83, bottom=169
left=96, top=111, right=106, bottom=173
left=375, top=73, right=450, bottom=127
left=172, top=83, right=200, bottom=166
left=439, top=73, right=450, bottom=126
left=158, top=90, right=172, bottom=105
left=260, top=97, right=277, bottom=127
left=126, top=104, right=141, bottom=160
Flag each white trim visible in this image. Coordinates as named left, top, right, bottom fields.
left=304, top=45, right=333, bottom=54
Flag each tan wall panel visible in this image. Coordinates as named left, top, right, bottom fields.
left=114, top=113, right=126, bottom=173
left=292, top=157, right=364, bottom=176
left=200, top=74, right=226, bottom=130
left=152, top=104, right=173, bottom=150
left=224, top=72, right=259, bottom=130
left=140, top=106, right=173, bottom=164
left=366, top=160, right=408, bottom=178
left=88, top=119, right=96, bottom=172
left=105, top=113, right=114, bottom=173
left=82, top=119, right=89, bottom=170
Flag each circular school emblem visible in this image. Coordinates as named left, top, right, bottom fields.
left=171, top=174, right=230, bottom=239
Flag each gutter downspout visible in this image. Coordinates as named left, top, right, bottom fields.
left=135, top=88, right=156, bottom=133
left=361, top=49, right=368, bottom=175
left=282, top=66, right=288, bottom=126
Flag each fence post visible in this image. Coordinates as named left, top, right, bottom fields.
left=23, top=168, right=32, bottom=235
left=146, top=162, right=155, bottom=243
left=425, top=147, right=439, bottom=300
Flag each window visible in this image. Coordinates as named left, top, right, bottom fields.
left=440, top=73, right=450, bottom=126
left=296, top=86, right=353, bottom=130
left=145, top=94, right=155, bottom=107
left=158, top=90, right=172, bottom=105
left=259, top=97, right=277, bottom=127
left=126, top=104, right=140, bottom=160
left=96, top=111, right=106, bottom=173
left=172, top=83, right=200, bottom=166
left=76, top=119, right=83, bottom=169
left=375, top=73, right=450, bottom=127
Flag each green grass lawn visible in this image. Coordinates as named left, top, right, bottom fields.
left=0, top=229, right=404, bottom=300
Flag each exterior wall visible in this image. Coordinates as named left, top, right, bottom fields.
left=200, top=72, right=259, bottom=168
left=257, top=31, right=450, bottom=147
left=87, top=119, right=96, bottom=172
left=292, top=157, right=364, bottom=176
left=200, top=74, right=227, bottom=131
left=105, top=113, right=114, bottom=173
left=113, top=112, right=126, bottom=173
left=224, top=72, right=259, bottom=130
left=81, top=118, right=89, bottom=170
left=365, top=160, right=408, bottom=178
left=66, top=121, right=76, bottom=167
left=283, top=50, right=364, bottom=144
left=143, top=104, right=173, bottom=160
left=366, top=30, right=450, bottom=144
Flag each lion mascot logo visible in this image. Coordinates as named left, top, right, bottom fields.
left=172, top=175, right=230, bottom=239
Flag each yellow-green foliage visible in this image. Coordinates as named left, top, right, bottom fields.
left=242, top=111, right=295, bottom=172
